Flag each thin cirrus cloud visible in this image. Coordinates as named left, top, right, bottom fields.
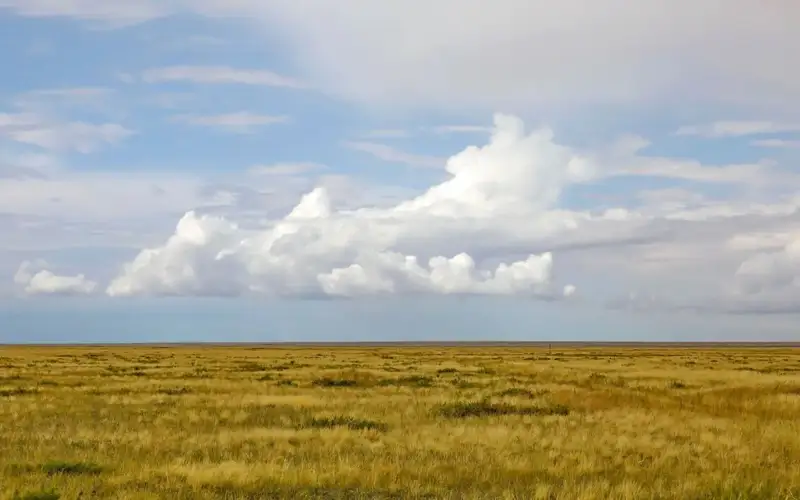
left=751, top=139, right=800, bottom=149
left=0, top=0, right=166, bottom=25
left=674, top=121, right=800, bottom=138
left=140, top=66, right=309, bottom=89
left=0, top=112, right=133, bottom=153
left=343, top=141, right=444, bottom=169
left=430, top=125, right=492, bottom=134
left=247, top=162, right=327, bottom=176
left=170, top=112, right=289, bottom=133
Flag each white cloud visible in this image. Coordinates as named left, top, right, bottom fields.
left=343, top=141, right=444, bottom=169
left=171, top=112, right=288, bottom=133
left=247, top=162, right=326, bottom=176
left=12, top=87, right=114, bottom=113
left=6, top=2, right=796, bottom=116
left=615, top=158, right=779, bottom=185
left=221, top=0, right=800, bottom=114
left=104, top=114, right=587, bottom=298
left=431, top=125, right=492, bottom=134
left=675, top=121, right=800, bottom=138
left=362, top=129, right=410, bottom=139
left=0, top=112, right=133, bottom=153
left=0, top=172, right=203, bottom=220
left=141, top=66, right=308, bottom=89
left=601, top=135, right=797, bottom=187
left=0, top=0, right=166, bottom=25
left=11, top=122, right=133, bottom=153
left=752, top=139, right=800, bottom=149
left=734, top=236, right=800, bottom=296
left=0, top=150, right=59, bottom=179
left=317, top=251, right=565, bottom=298
left=14, top=260, right=97, bottom=296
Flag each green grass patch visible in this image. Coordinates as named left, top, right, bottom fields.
left=12, top=490, right=60, bottom=500
left=41, top=460, right=103, bottom=476
left=301, top=416, right=388, bottom=432
left=495, top=388, right=539, bottom=398
left=156, top=387, right=192, bottom=395
left=377, top=375, right=434, bottom=388
left=312, top=377, right=358, bottom=388
left=0, top=387, right=37, bottom=397
left=437, top=400, right=570, bottom=419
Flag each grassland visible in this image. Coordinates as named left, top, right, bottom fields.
left=1, top=345, right=800, bottom=499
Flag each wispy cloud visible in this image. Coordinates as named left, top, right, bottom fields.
left=612, top=159, right=776, bottom=185
left=12, top=87, right=115, bottom=115
left=675, top=121, right=800, bottom=138
left=0, top=112, right=133, bottom=153
left=751, top=139, right=800, bottom=149
left=0, top=0, right=166, bottom=25
left=248, top=162, right=327, bottom=176
left=141, top=66, right=308, bottom=89
left=362, top=129, right=410, bottom=139
left=171, top=112, right=289, bottom=134
left=430, top=125, right=491, bottom=134
left=343, top=141, right=444, bottom=168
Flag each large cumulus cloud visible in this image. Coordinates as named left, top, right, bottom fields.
left=105, top=114, right=589, bottom=298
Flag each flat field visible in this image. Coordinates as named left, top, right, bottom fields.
left=1, top=344, right=800, bottom=499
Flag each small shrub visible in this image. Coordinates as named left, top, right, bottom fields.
left=41, top=460, right=103, bottom=476
left=237, top=362, right=268, bottom=372
left=157, top=387, right=192, bottom=395
left=437, top=400, right=569, bottom=419
left=588, top=372, right=607, bottom=383
left=451, top=378, right=480, bottom=389
left=378, top=375, right=434, bottom=388
left=0, top=387, right=37, bottom=397
left=302, top=416, right=388, bottom=432
left=496, top=388, right=537, bottom=398
left=13, top=490, right=60, bottom=500
left=312, top=378, right=358, bottom=388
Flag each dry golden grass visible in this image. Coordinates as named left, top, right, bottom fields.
left=1, top=345, right=800, bottom=499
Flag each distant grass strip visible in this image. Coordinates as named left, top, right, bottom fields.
left=437, top=400, right=569, bottom=418
left=301, top=416, right=388, bottom=432
left=41, top=461, right=103, bottom=476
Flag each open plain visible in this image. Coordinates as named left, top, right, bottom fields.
left=1, top=344, right=800, bottom=499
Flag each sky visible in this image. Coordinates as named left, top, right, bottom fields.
left=1, top=1, right=800, bottom=343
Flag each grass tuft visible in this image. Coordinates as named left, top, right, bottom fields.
left=312, top=377, right=358, bottom=388
left=302, top=416, right=389, bottom=432
left=156, top=387, right=192, bottom=395
left=12, top=490, right=60, bottom=500
left=377, top=375, right=434, bottom=388
left=436, top=400, right=570, bottom=418
left=495, top=388, right=539, bottom=398
left=41, top=460, right=103, bottom=476
left=0, top=387, right=37, bottom=397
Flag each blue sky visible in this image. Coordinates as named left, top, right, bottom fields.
left=1, top=1, right=800, bottom=343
